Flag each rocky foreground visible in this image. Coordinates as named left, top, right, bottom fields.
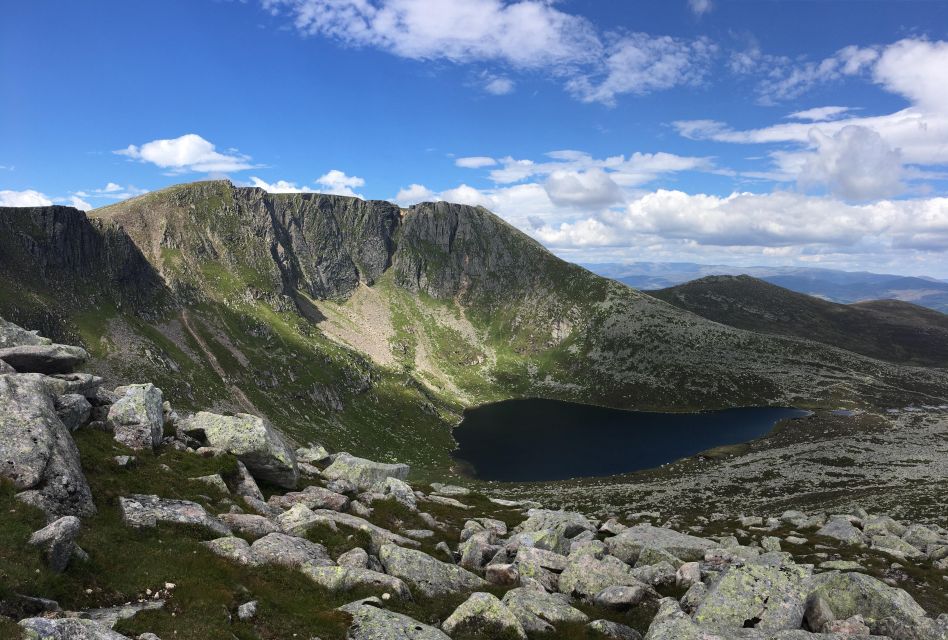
left=1, top=317, right=948, bottom=640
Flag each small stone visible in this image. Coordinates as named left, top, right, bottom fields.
left=237, top=600, right=258, bottom=621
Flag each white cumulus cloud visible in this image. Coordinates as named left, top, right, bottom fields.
left=316, top=169, right=365, bottom=198
left=115, top=133, right=255, bottom=173
left=799, top=125, right=903, bottom=200
left=544, top=168, right=624, bottom=208
left=0, top=189, right=53, bottom=207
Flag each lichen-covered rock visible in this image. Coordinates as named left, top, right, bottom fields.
left=0, top=318, right=51, bottom=348
left=501, top=586, right=588, bottom=634
left=692, top=562, right=812, bottom=631
left=108, top=384, right=164, bottom=451
left=301, top=564, right=411, bottom=600
left=558, top=553, right=646, bottom=599
left=204, top=536, right=259, bottom=566
left=594, top=584, right=656, bottom=610
left=863, top=515, right=908, bottom=538
left=486, top=563, right=521, bottom=586
left=250, top=532, right=334, bottom=569
left=643, top=598, right=706, bottom=640
left=508, top=528, right=571, bottom=555
left=0, top=343, right=88, bottom=374
left=588, top=619, right=642, bottom=640
left=28, top=515, right=81, bottom=573
left=296, top=443, right=330, bottom=464
left=20, top=616, right=132, bottom=639
left=218, top=513, right=279, bottom=540
left=338, top=547, right=370, bottom=569
left=902, top=524, right=942, bottom=552
left=314, top=510, right=419, bottom=551
left=807, top=571, right=928, bottom=632
left=233, top=460, right=265, bottom=502
left=514, top=509, right=596, bottom=540
left=323, top=453, right=409, bottom=491
left=379, top=543, right=487, bottom=598
left=184, top=411, right=298, bottom=488
left=442, top=592, right=527, bottom=640
left=817, top=517, right=865, bottom=545
left=339, top=598, right=450, bottom=639
left=0, top=374, right=95, bottom=518
left=459, top=530, right=501, bottom=572
left=871, top=534, right=925, bottom=559
left=274, top=503, right=329, bottom=536
left=268, top=485, right=349, bottom=512
left=119, top=494, right=229, bottom=536
left=55, top=393, right=92, bottom=431
left=376, top=477, right=417, bottom=510
left=606, top=524, right=717, bottom=564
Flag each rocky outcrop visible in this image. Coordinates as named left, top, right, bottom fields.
left=0, top=343, right=88, bottom=374
left=0, top=374, right=95, bottom=518
left=339, top=598, right=450, bottom=640
left=119, top=494, right=229, bottom=536
left=108, top=383, right=164, bottom=451
left=323, top=453, right=410, bottom=491
left=379, top=544, right=487, bottom=598
left=442, top=592, right=527, bottom=640
left=183, top=411, right=298, bottom=488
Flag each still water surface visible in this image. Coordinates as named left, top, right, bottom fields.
left=452, top=399, right=808, bottom=481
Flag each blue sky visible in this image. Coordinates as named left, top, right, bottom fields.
left=3, top=1, right=948, bottom=276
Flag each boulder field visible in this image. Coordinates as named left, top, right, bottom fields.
left=2, top=317, right=947, bottom=640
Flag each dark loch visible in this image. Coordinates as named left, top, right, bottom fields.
left=452, top=399, right=808, bottom=482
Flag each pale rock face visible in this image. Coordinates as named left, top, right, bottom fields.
left=323, top=453, right=409, bottom=491
left=185, top=411, right=299, bottom=489
left=339, top=598, right=451, bottom=640
left=692, top=563, right=812, bottom=632
left=441, top=592, right=527, bottom=640
left=605, top=524, right=718, bottom=564
left=250, top=532, right=334, bottom=569
left=501, top=587, right=588, bottom=634
left=0, top=343, right=88, bottom=374
left=301, top=564, right=412, bottom=600
left=108, top=383, right=164, bottom=451
left=119, top=494, right=229, bottom=536
left=0, top=374, right=95, bottom=518
left=379, top=543, right=487, bottom=598
left=816, top=516, right=865, bottom=545
left=806, top=571, right=928, bottom=631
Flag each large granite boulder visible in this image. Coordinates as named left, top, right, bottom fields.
left=339, top=598, right=450, bottom=640
left=20, top=617, right=131, bottom=639
left=0, top=343, right=88, bottom=374
left=119, top=494, right=229, bottom=536
left=108, top=383, right=164, bottom=451
left=250, top=532, right=334, bottom=569
left=501, top=586, right=589, bottom=634
left=559, top=553, right=646, bottom=600
left=0, top=318, right=51, bottom=348
left=606, top=524, right=718, bottom=563
left=816, top=517, right=865, bottom=545
left=379, top=543, right=487, bottom=598
left=807, top=571, right=928, bottom=632
left=0, top=374, right=95, bottom=518
left=323, top=453, right=409, bottom=491
left=184, top=411, right=298, bottom=488
left=442, top=592, right=527, bottom=640
left=692, top=563, right=812, bottom=632
left=55, top=393, right=92, bottom=431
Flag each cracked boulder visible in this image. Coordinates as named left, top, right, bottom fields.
left=108, top=383, right=164, bottom=451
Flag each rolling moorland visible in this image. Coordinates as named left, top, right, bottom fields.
left=2, top=180, right=948, bottom=639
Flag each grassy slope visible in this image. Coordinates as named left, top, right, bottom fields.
left=650, top=275, right=948, bottom=367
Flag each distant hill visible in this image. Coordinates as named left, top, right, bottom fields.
left=585, top=262, right=948, bottom=313
left=650, top=275, right=948, bottom=367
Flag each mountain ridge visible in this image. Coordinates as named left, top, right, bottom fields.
left=3, top=180, right=948, bottom=475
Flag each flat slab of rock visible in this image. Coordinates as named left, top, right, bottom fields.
left=0, top=374, right=95, bottom=518
left=339, top=598, right=450, bottom=640
left=606, top=524, right=718, bottom=563
left=0, top=319, right=51, bottom=348
left=250, top=532, right=334, bottom=569
left=807, top=570, right=927, bottom=629
left=313, top=509, right=419, bottom=551
left=816, top=517, right=865, bottom=545
left=0, top=343, right=87, bottom=374
left=119, top=494, right=229, bottom=536
left=323, top=453, right=409, bottom=491
left=20, top=616, right=131, bottom=639
left=379, top=543, right=487, bottom=598
left=108, top=384, right=164, bottom=451
left=301, top=564, right=411, bottom=600
left=442, top=592, right=527, bottom=640
left=269, top=485, right=349, bottom=512
left=559, top=553, right=647, bottom=599
left=185, top=411, right=298, bottom=488
left=218, top=513, right=279, bottom=540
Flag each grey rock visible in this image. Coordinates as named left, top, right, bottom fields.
left=430, top=482, right=471, bottom=497
left=0, top=374, right=95, bottom=518
left=376, top=477, right=417, bottom=510
left=588, top=619, right=642, bottom=640
left=338, top=546, right=370, bottom=569
left=301, top=564, right=411, bottom=599
left=28, top=515, right=81, bottom=572
left=642, top=598, right=703, bottom=640
left=486, top=563, right=521, bottom=586
left=217, top=513, right=279, bottom=539
left=804, top=594, right=836, bottom=632
left=871, top=534, right=925, bottom=559
left=442, top=592, right=527, bottom=640
left=268, top=485, right=350, bottom=512
left=204, top=536, right=259, bottom=566
left=313, top=509, right=419, bottom=551
left=119, top=494, right=229, bottom=536
left=559, top=553, right=647, bottom=599
left=379, top=543, right=487, bottom=598
left=184, top=411, right=298, bottom=488
left=108, top=383, right=164, bottom=451
left=817, top=517, right=865, bottom=545
left=807, top=571, right=927, bottom=631
left=902, top=524, right=942, bottom=552
left=296, top=443, right=330, bottom=464
left=323, top=453, right=409, bottom=491
left=0, top=343, right=88, bottom=374
left=501, top=587, right=588, bottom=634
left=594, top=584, right=655, bottom=610
left=679, top=581, right=708, bottom=614
left=237, top=600, right=258, bottom=621
left=339, top=598, right=450, bottom=640
left=55, top=393, right=92, bottom=431
left=606, top=524, right=717, bottom=564
left=191, top=474, right=229, bottom=494
left=275, top=503, right=331, bottom=536
left=863, top=515, right=908, bottom=538
left=459, top=530, right=500, bottom=571
left=514, top=509, right=596, bottom=540
left=250, top=532, right=334, bottom=569
left=233, top=460, right=265, bottom=502
left=20, top=617, right=131, bottom=639
left=693, top=562, right=812, bottom=631
left=0, top=318, right=51, bottom=348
